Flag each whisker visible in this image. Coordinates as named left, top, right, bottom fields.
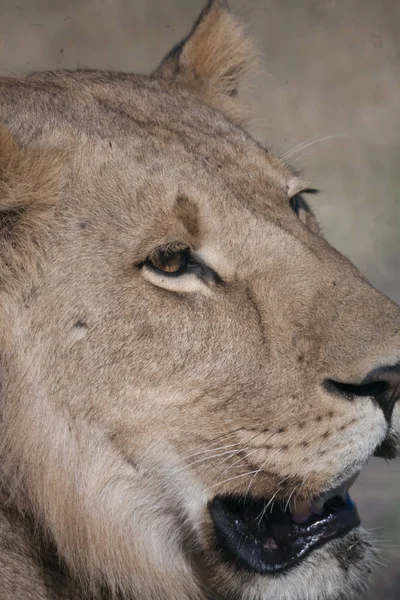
left=282, top=135, right=319, bottom=159
left=347, top=539, right=361, bottom=552
left=183, top=441, right=243, bottom=461
left=369, top=558, right=389, bottom=568
left=183, top=424, right=271, bottom=462
left=219, top=447, right=261, bottom=478
left=206, top=470, right=261, bottom=492
left=185, top=449, right=244, bottom=469
left=208, top=427, right=288, bottom=482
left=296, top=472, right=312, bottom=499
left=256, top=486, right=282, bottom=524
left=284, top=483, right=300, bottom=513
left=242, top=414, right=309, bottom=498
left=181, top=430, right=242, bottom=459
left=244, top=449, right=285, bottom=501
left=282, top=134, right=348, bottom=160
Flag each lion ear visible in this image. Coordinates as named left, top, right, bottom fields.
left=0, top=125, right=64, bottom=287
left=154, top=0, right=256, bottom=124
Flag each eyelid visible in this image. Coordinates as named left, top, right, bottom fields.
left=288, top=187, right=319, bottom=207
left=190, top=255, right=224, bottom=285
left=176, top=251, right=224, bottom=285
left=147, top=243, right=190, bottom=264
left=141, top=247, right=224, bottom=286
left=141, top=264, right=212, bottom=294
left=290, top=195, right=300, bottom=215
left=296, top=195, right=311, bottom=212
left=145, top=247, right=190, bottom=277
left=290, top=194, right=312, bottom=212
left=298, top=187, right=319, bottom=196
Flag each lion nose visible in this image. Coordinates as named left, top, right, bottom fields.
left=325, top=363, right=400, bottom=423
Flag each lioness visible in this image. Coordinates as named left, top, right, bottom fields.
left=0, top=1, right=399, bottom=599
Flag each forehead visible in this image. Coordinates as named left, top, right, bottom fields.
left=14, top=72, right=307, bottom=267
left=3, top=71, right=302, bottom=217
left=63, top=75, right=299, bottom=213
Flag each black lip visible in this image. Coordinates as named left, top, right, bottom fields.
left=209, top=494, right=360, bottom=574
left=373, top=434, right=399, bottom=459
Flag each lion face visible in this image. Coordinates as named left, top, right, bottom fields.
left=1, top=2, right=399, bottom=600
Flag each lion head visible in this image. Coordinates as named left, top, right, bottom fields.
left=0, top=2, right=399, bottom=599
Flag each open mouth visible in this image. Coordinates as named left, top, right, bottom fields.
left=209, top=476, right=360, bottom=574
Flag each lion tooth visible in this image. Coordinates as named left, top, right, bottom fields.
left=289, top=472, right=360, bottom=523
left=289, top=498, right=311, bottom=523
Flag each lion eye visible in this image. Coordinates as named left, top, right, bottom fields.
left=147, top=247, right=190, bottom=275
left=289, top=194, right=311, bottom=226
left=290, top=195, right=300, bottom=216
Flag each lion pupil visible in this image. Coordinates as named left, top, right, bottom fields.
left=154, top=250, right=186, bottom=273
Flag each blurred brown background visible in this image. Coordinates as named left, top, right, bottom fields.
left=0, top=0, right=399, bottom=597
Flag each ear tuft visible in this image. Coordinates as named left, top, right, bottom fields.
left=155, top=0, right=257, bottom=124
left=0, top=125, right=65, bottom=290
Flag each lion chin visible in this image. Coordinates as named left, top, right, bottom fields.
left=0, top=1, right=399, bottom=600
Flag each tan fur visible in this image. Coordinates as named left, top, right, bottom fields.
left=155, top=0, right=256, bottom=124
left=0, top=2, right=399, bottom=599
left=0, top=126, right=67, bottom=293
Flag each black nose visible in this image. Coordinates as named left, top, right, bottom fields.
left=326, top=363, right=400, bottom=423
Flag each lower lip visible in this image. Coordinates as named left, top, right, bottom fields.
left=210, top=494, right=360, bottom=574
